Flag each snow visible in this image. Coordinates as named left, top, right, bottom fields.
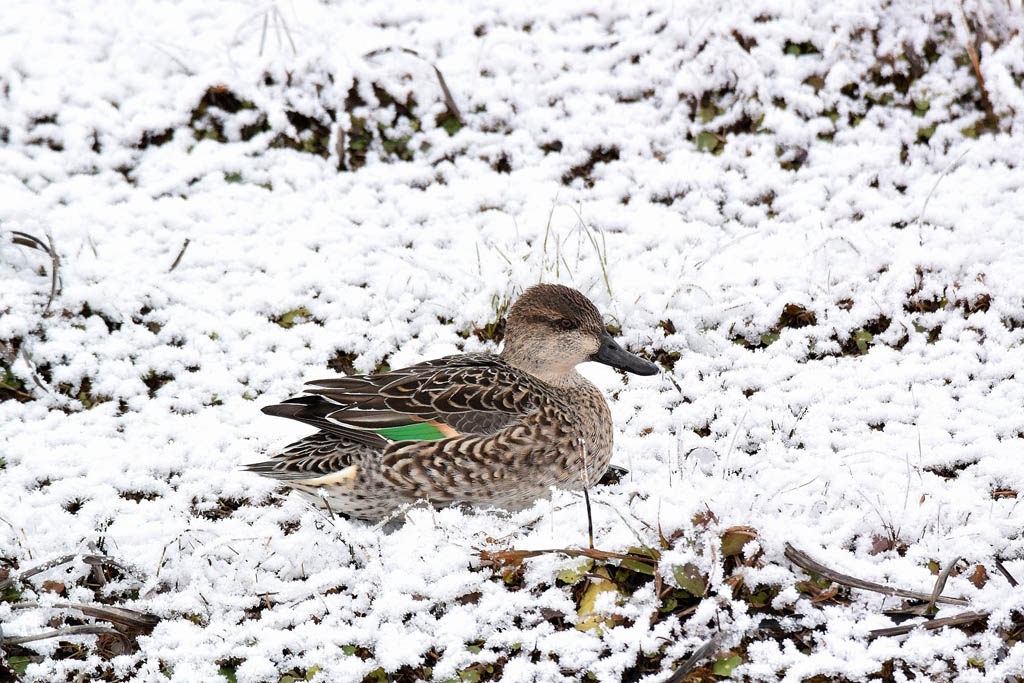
left=2, top=0, right=1024, bottom=680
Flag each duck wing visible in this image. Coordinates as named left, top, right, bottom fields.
left=261, top=354, right=540, bottom=448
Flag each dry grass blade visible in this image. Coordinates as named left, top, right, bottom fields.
left=478, top=547, right=656, bottom=567
left=1, top=625, right=118, bottom=646
left=784, top=543, right=969, bottom=606
left=168, top=238, right=191, bottom=272
left=665, top=631, right=727, bottom=682
left=257, top=4, right=296, bottom=57
left=995, top=559, right=1018, bottom=587
left=0, top=342, right=34, bottom=400
left=915, top=149, right=970, bottom=247
left=960, top=10, right=997, bottom=127
left=363, top=47, right=462, bottom=123
left=0, top=554, right=127, bottom=591
left=273, top=5, right=296, bottom=56
left=19, top=347, right=49, bottom=395
left=10, top=231, right=48, bottom=251
left=868, top=610, right=989, bottom=639
left=927, top=556, right=961, bottom=615
left=10, top=230, right=61, bottom=315
left=429, top=62, right=462, bottom=123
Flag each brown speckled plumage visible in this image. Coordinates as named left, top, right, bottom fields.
left=248, top=284, right=658, bottom=519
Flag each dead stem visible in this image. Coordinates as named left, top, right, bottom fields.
left=2, top=625, right=118, bottom=646
left=784, top=544, right=968, bottom=606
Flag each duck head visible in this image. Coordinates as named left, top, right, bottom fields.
left=499, top=284, right=659, bottom=384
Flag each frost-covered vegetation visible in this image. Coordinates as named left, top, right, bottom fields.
left=1, top=0, right=1023, bottom=681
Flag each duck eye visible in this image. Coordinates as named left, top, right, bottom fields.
left=559, top=318, right=575, bottom=330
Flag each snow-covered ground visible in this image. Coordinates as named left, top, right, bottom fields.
left=2, top=0, right=1023, bottom=680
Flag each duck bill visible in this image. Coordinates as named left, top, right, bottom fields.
left=591, top=331, right=659, bottom=375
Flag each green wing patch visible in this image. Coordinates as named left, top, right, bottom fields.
left=372, top=422, right=450, bottom=441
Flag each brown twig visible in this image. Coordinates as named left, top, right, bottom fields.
left=168, top=238, right=191, bottom=272
left=19, top=347, right=49, bottom=394
left=927, top=556, right=962, bottom=615
left=868, top=611, right=989, bottom=639
left=10, top=601, right=159, bottom=630
left=961, top=11, right=997, bottom=127
left=2, top=624, right=118, bottom=646
left=784, top=544, right=969, bottom=606
left=363, top=47, right=463, bottom=123
left=994, top=559, right=1018, bottom=587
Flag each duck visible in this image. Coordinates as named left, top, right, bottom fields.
left=247, top=283, right=659, bottom=519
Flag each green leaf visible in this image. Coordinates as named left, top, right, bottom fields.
left=276, top=307, right=312, bottom=329
left=854, top=329, right=873, bottom=352
left=627, top=545, right=661, bottom=560
left=341, top=645, right=357, bottom=656
left=699, top=106, right=720, bottom=123
left=672, top=563, right=707, bottom=597
left=458, top=669, right=481, bottom=683
left=620, top=558, right=655, bottom=575
left=441, top=115, right=463, bottom=136
left=696, top=131, right=719, bottom=152
left=576, top=567, right=620, bottom=632
left=556, top=558, right=593, bottom=584
left=721, top=529, right=756, bottom=556
left=748, top=590, right=771, bottom=607
left=759, top=332, right=780, bottom=346
left=713, top=655, right=742, bottom=677
left=218, top=666, right=238, bottom=683
left=305, top=665, right=321, bottom=680
left=9, top=656, right=30, bottom=675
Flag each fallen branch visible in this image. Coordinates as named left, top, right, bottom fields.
left=784, top=544, right=968, bottom=606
